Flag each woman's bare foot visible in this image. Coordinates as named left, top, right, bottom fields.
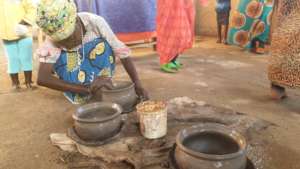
left=25, top=83, right=37, bottom=90
left=11, top=84, right=21, bottom=93
left=223, top=39, right=229, bottom=45
left=216, top=39, right=222, bottom=43
left=270, top=84, right=287, bottom=100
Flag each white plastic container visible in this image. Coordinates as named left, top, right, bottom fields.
left=136, top=101, right=167, bottom=139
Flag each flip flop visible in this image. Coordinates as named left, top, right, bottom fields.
left=160, top=64, right=178, bottom=73
left=172, top=60, right=183, bottom=69
left=169, top=62, right=179, bottom=70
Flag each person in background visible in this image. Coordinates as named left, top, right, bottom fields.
left=215, top=0, right=231, bottom=44
left=36, top=0, right=149, bottom=104
left=156, top=0, right=195, bottom=73
left=0, top=0, right=36, bottom=90
left=268, top=0, right=299, bottom=100
left=227, top=0, right=274, bottom=54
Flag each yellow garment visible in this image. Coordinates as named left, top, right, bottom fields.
left=0, top=0, right=36, bottom=40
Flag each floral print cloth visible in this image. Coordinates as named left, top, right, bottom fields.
left=54, top=37, right=115, bottom=104
left=36, top=0, right=77, bottom=41
left=228, top=0, right=274, bottom=48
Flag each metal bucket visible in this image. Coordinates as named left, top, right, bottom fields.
left=136, top=101, right=167, bottom=139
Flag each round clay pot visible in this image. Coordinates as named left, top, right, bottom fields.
left=73, top=102, right=122, bottom=141
left=102, top=81, right=137, bottom=113
left=175, top=124, right=247, bottom=169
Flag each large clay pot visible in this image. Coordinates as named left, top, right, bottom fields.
left=102, top=81, right=137, bottom=113
left=73, top=102, right=122, bottom=141
left=175, top=124, right=247, bottom=169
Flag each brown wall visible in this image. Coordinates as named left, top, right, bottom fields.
left=195, top=0, right=239, bottom=36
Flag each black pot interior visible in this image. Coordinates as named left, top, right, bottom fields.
left=77, top=107, right=117, bottom=122
left=182, top=131, right=240, bottom=155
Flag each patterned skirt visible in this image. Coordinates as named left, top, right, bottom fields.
left=268, top=0, right=300, bottom=88
left=227, top=0, right=274, bottom=48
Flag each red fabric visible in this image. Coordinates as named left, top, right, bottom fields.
left=157, top=0, right=195, bottom=64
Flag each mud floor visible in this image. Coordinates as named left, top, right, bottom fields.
left=0, top=37, right=299, bottom=169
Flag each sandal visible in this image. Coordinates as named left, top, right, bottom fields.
left=160, top=63, right=178, bottom=73
left=172, top=60, right=183, bottom=69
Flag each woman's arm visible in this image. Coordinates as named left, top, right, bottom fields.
left=89, top=13, right=149, bottom=100
left=37, top=63, right=89, bottom=94
left=38, top=63, right=113, bottom=94
left=120, top=57, right=149, bottom=100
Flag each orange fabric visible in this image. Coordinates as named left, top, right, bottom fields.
left=157, top=0, right=195, bottom=64
left=117, top=31, right=156, bottom=43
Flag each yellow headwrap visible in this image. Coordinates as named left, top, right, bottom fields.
left=36, top=0, right=77, bottom=41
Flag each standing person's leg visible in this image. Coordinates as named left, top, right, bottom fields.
left=216, top=11, right=222, bottom=43
left=161, top=53, right=179, bottom=73
left=256, top=40, right=265, bottom=54
left=270, top=83, right=287, bottom=100
left=3, top=40, right=21, bottom=90
left=250, top=38, right=258, bottom=53
left=224, top=11, right=230, bottom=44
left=217, top=23, right=222, bottom=43
left=18, top=37, right=34, bottom=88
left=224, top=24, right=229, bottom=44
left=171, top=54, right=183, bottom=69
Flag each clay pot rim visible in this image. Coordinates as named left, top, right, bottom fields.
left=73, top=102, right=122, bottom=123
left=176, top=123, right=247, bottom=161
left=102, top=81, right=135, bottom=93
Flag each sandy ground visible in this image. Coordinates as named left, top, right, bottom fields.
left=0, top=37, right=299, bottom=169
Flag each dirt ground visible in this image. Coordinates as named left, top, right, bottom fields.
left=0, top=37, right=299, bottom=169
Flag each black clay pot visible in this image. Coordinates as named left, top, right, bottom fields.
left=102, top=81, right=137, bottom=113
left=73, top=102, right=122, bottom=141
left=175, top=124, right=247, bottom=169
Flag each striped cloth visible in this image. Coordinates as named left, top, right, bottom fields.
left=157, top=0, right=195, bottom=65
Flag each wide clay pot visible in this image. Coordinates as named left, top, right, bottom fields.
left=73, top=102, right=122, bottom=141
left=175, top=123, right=247, bottom=169
left=102, top=81, right=137, bottom=113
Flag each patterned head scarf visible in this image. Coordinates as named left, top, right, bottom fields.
left=36, top=0, right=77, bottom=41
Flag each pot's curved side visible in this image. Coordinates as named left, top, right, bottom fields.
left=74, top=115, right=122, bottom=141
left=102, top=81, right=137, bottom=112
left=175, top=146, right=247, bottom=169
left=73, top=102, right=123, bottom=141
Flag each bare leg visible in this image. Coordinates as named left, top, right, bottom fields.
left=24, top=71, right=33, bottom=88
left=224, top=24, right=229, bottom=45
left=270, top=83, right=287, bottom=100
left=217, top=24, right=222, bottom=43
left=10, top=73, right=21, bottom=91
left=171, top=55, right=179, bottom=62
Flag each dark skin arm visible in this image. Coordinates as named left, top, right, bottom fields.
left=38, top=58, right=148, bottom=100
left=37, top=63, right=90, bottom=94
left=38, top=63, right=114, bottom=95
left=120, top=57, right=149, bottom=100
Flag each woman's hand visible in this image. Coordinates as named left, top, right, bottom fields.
left=120, top=57, right=149, bottom=101
left=15, top=24, right=29, bottom=37
left=89, top=77, right=113, bottom=94
left=134, top=82, right=149, bottom=101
